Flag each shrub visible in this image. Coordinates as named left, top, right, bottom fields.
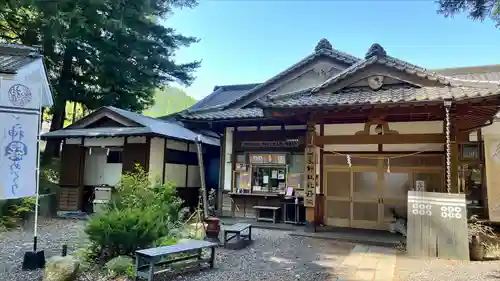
left=112, top=165, right=183, bottom=222
left=85, top=166, right=184, bottom=261
left=0, top=197, right=37, bottom=230
left=39, top=158, right=60, bottom=194
left=104, top=256, right=135, bottom=278
left=155, top=235, right=179, bottom=247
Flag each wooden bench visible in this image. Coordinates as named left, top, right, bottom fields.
left=253, top=206, right=281, bottom=223
left=223, top=223, right=252, bottom=250
left=135, top=239, right=217, bottom=281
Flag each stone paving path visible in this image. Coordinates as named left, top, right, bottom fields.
left=338, top=245, right=397, bottom=281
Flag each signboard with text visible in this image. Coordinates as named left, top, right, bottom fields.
left=249, top=153, right=287, bottom=165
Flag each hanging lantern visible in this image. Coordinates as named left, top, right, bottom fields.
left=346, top=155, right=352, bottom=168
left=386, top=158, right=391, bottom=173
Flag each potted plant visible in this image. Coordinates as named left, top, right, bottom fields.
left=468, top=215, right=497, bottom=261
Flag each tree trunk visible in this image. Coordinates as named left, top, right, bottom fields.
left=41, top=103, right=65, bottom=164
left=41, top=43, right=75, bottom=164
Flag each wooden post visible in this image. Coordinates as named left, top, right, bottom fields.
left=304, top=121, right=317, bottom=231
left=195, top=135, right=209, bottom=218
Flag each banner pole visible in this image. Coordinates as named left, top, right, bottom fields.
left=33, top=87, right=43, bottom=252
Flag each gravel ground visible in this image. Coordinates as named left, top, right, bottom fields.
left=0, top=218, right=86, bottom=281
left=0, top=218, right=354, bottom=281
left=395, top=254, right=500, bottom=281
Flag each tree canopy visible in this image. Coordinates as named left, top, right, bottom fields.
left=0, top=0, right=200, bottom=161
left=437, top=0, right=500, bottom=26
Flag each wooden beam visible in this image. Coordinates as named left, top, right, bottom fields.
left=315, top=133, right=445, bottom=145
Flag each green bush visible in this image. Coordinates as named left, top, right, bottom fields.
left=0, top=197, right=37, bottom=230
left=155, top=235, right=179, bottom=247
left=85, top=166, right=184, bottom=261
left=104, top=256, right=135, bottom=278
left=112, top=165, right=183, bottom=222
left=39, top=159, right=60, bottom=194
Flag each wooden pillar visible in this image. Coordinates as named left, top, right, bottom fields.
left=304, top=121, right=317, bottom=230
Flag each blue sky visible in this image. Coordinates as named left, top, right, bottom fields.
left=167, top=1, right=500, bottom=100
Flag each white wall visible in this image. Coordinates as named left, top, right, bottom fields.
left=223, top=127, right=234, bottom=191
left=164, top=163, right=186, bottom=188
left=148, top=137, right=165, bottom=183
left=481, top=121, right=500, bottom=137
left=187, top=165, right=201, bottom=187
left=84, top=148, right=122, bottom=186
left=166, top=139, right=188, bottom=151
left=83, top=137, right=124, bottom=147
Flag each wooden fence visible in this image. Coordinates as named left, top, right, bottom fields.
left=407, top=191, right=469, bottom=260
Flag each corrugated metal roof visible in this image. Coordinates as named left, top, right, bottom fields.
left=0, top=44, right=42, bottom=74
left=42, top=106, right=220, bottom=146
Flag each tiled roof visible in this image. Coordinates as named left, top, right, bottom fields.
left=0, top=44, right=42, bottom=74
left=43, top=106, right=220, bottom=146
left=434, top=64, right=500, bottom=84
left=181, top=108, right=264, bottom=120
left=312, top=55, right=452, bottom=93
left=189, top=83, right=260, bottom=112
left=267, top=86, right=500, bottom=108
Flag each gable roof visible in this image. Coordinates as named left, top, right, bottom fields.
left=181, top=42, right=500, bottom=122
left=0, top=44, right=42, bottom=74
left=220, top=39, right=360, bottom=110
left=42, top=106, right=219, bottom=146
left=311, top=43, right=452, bottom=93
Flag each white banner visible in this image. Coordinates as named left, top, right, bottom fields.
left=0, top=112, right=39, bottom=199
left=0, top=80, right=41, bottom=110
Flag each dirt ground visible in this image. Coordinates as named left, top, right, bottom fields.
left=395, top=253, right=500, bottom=281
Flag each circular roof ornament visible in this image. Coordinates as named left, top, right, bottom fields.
left=8, top=84, right=32, bottom=107
left=368, top=75, right=384, bottom=90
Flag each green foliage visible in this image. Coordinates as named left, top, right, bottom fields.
left=1, top=0, right=201, bottom=160
left=155, top=235, right=179, bottom=247
left=143, top=86, right=197, bottom=118
left=85, top=166, right=184, bottom=261
left=39, top=158, right=60, bottom=194
left=437, top=0, right=500, bottom=26
left=104, top=255, right=135, bottom=278
left=0, top=196, right=37, bottom=230
left=113, top=165, right=183, bottom=222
